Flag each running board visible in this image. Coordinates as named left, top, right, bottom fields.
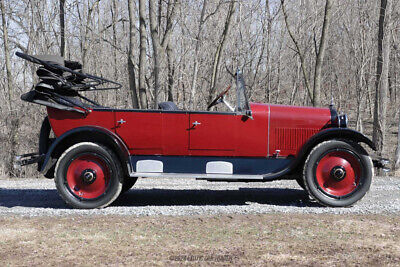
left=130, top=172, right=264, bottom=180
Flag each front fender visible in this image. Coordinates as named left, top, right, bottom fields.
left=287, top=128, right=376, bottom=174
left=40, top=126, right=131, bottom=178
left=304, top=128, right=376, bottom=151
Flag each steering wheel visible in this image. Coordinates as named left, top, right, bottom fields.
left=207, top=85, right=231, bottom=110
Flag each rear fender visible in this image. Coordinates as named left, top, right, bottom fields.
left=37, top=116, right=51, bottom=171
left=40, top=126, right=131, bottom=178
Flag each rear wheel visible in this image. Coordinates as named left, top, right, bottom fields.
left=55, top=142, right=123, bottom=209
left=303, top=140, right=373, bottom=207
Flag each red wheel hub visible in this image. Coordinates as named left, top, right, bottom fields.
left=66, top=154, right=110, bottom=199
left=315, top=150, right=361, bottom=197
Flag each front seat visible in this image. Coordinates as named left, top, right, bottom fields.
left=158, top=101, right=179, bottom=111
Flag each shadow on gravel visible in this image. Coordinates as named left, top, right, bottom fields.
left=0, top=189, right=67, bottom=209
left=0, top=188, right=320, bottom=209
left=114, top=188, right=320, bottom=207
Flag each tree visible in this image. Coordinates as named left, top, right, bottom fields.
left=208, top=0, right=235, bottom=105
left=282, top=0, right=333, bottom=107
left=313, top=0, right=333, bottom=107
left=188, top=0, right=208, bottom=110
left=373, top=0, right=393, bottom=156
left=127, top=0, right=140, bottom=108
left=148, top=0, right=162, bottom=108
left=138, top=0, right=148, bottom=109
left=80, top=0, right=100, bottom=70
left=148, top=0, right=178, bottom=108
left=281, top=0, right=313, bottom=105
left=59, top=0, right=66, bottom=57
left=1, top=0, right=19, bottom=177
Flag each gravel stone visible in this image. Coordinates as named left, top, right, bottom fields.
left=0, top=176, right=399, bottom=217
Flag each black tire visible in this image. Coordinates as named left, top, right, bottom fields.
left=303, top=140, right=373, bottom=207
left=120, top=177, right=138, bottom=194
left=55, top=142, right=123, bottom=209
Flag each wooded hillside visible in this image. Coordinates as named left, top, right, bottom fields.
left=1, top=0, right=399, bottom=177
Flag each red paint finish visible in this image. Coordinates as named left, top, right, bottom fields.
left=235, top=103, right=269, bottom=157
left=115, top=111, right=162, bottom=153
left=47, top=103, right=332, bottom=159
left=162, top=113, right=189, bottom=155
left=47, top=107, right=115, bottom=137
left=315, top=151, right=361, bottom=196
left=189, top=113, right=235, bottom=151
left=66, top=154, right=110, bottom=199
left=188, top=104, right=269, bottom=157
left=268, top=104, right=331, bottom=156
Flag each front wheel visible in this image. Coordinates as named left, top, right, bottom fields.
left=55, top=142, right=123, bottom=209
left=303, top=140, right=373, bottom=207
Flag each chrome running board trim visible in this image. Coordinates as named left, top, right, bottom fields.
left=129, top=172, right=264, bottom=180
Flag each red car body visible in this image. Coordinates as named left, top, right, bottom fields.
left=48, top=104, right=331, bottom=158
left=15, top=52, right=382, bottom=209
left=44, top=103, right=338, bottom=180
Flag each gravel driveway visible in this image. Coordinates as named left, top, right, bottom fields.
left=0, top=176, right=399, bottom=217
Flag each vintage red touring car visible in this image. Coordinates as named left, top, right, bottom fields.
left=15, top=52, right=388, bottom=209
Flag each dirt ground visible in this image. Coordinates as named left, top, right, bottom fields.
left=0, top=214, right=399, bottom=266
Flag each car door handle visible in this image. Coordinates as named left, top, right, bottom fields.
left=117, top=119, right=126, bottom=124
left=192, top=121, right=201, bottom=126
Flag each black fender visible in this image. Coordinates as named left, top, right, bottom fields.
left=302, top=128, right=376, bottom=151
left=37, top=116, right=51, bottom=171
left=287, top=128, right=376, bottom=174
left=40, top=126, right=131, bottom=178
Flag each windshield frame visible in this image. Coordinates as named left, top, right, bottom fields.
left=235, top=69, right=252, bottom=117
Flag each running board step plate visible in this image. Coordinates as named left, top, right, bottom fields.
left=130, top=172, right=264, bottom=180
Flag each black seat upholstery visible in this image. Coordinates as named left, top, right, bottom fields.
left=158, top=101, right=179, bottom=111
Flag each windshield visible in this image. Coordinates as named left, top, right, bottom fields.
left=235, top=70, right=250, bottom=114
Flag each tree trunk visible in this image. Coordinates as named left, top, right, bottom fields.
left=127, top=0, right=139, bottom=108
left=189, top=0, right=208, bottom=110
left=281, top=0, right=313, bottom=104
left=1, top=0, right=19, bottom=177
left=81, top=0, right=100, bottom=71
left=111, top=0, right=118, bottom=105
left=111, top=0, right=118, bottom=79
left=149, top=0, right=162, bottom=109
left=166, top=44, right=174, bottom=102
left=313, top=0, right=332, bottom=107
left=59, top=0, right=65, bottom=57
left=208, top=0, right=236, bottom=105
left=373, top=0, right=392, bottom=156
left=265, top=0, right=272, bottom=103
left=395, top=113, right=400, bottom=173
left=138, top=0, right=148, bottom=109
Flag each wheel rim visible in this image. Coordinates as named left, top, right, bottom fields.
left=66, top=154, right=111, bottom=199
left=315, top=150, right=362, bottom=197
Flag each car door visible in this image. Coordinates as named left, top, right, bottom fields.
left=188, top=112, right=236, bottom=153
left=114, top=111, right=163, bottom=154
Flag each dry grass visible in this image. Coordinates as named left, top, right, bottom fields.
left=0, top=214, right=399, bottom=266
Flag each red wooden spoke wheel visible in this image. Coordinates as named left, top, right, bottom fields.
left=55, top=142, right=123, bottom=209
left=303, top=140, right=372, bottom=207
left=315, top=150, right=361, bottom=197
left=66, top=154, right=111, bottom=199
